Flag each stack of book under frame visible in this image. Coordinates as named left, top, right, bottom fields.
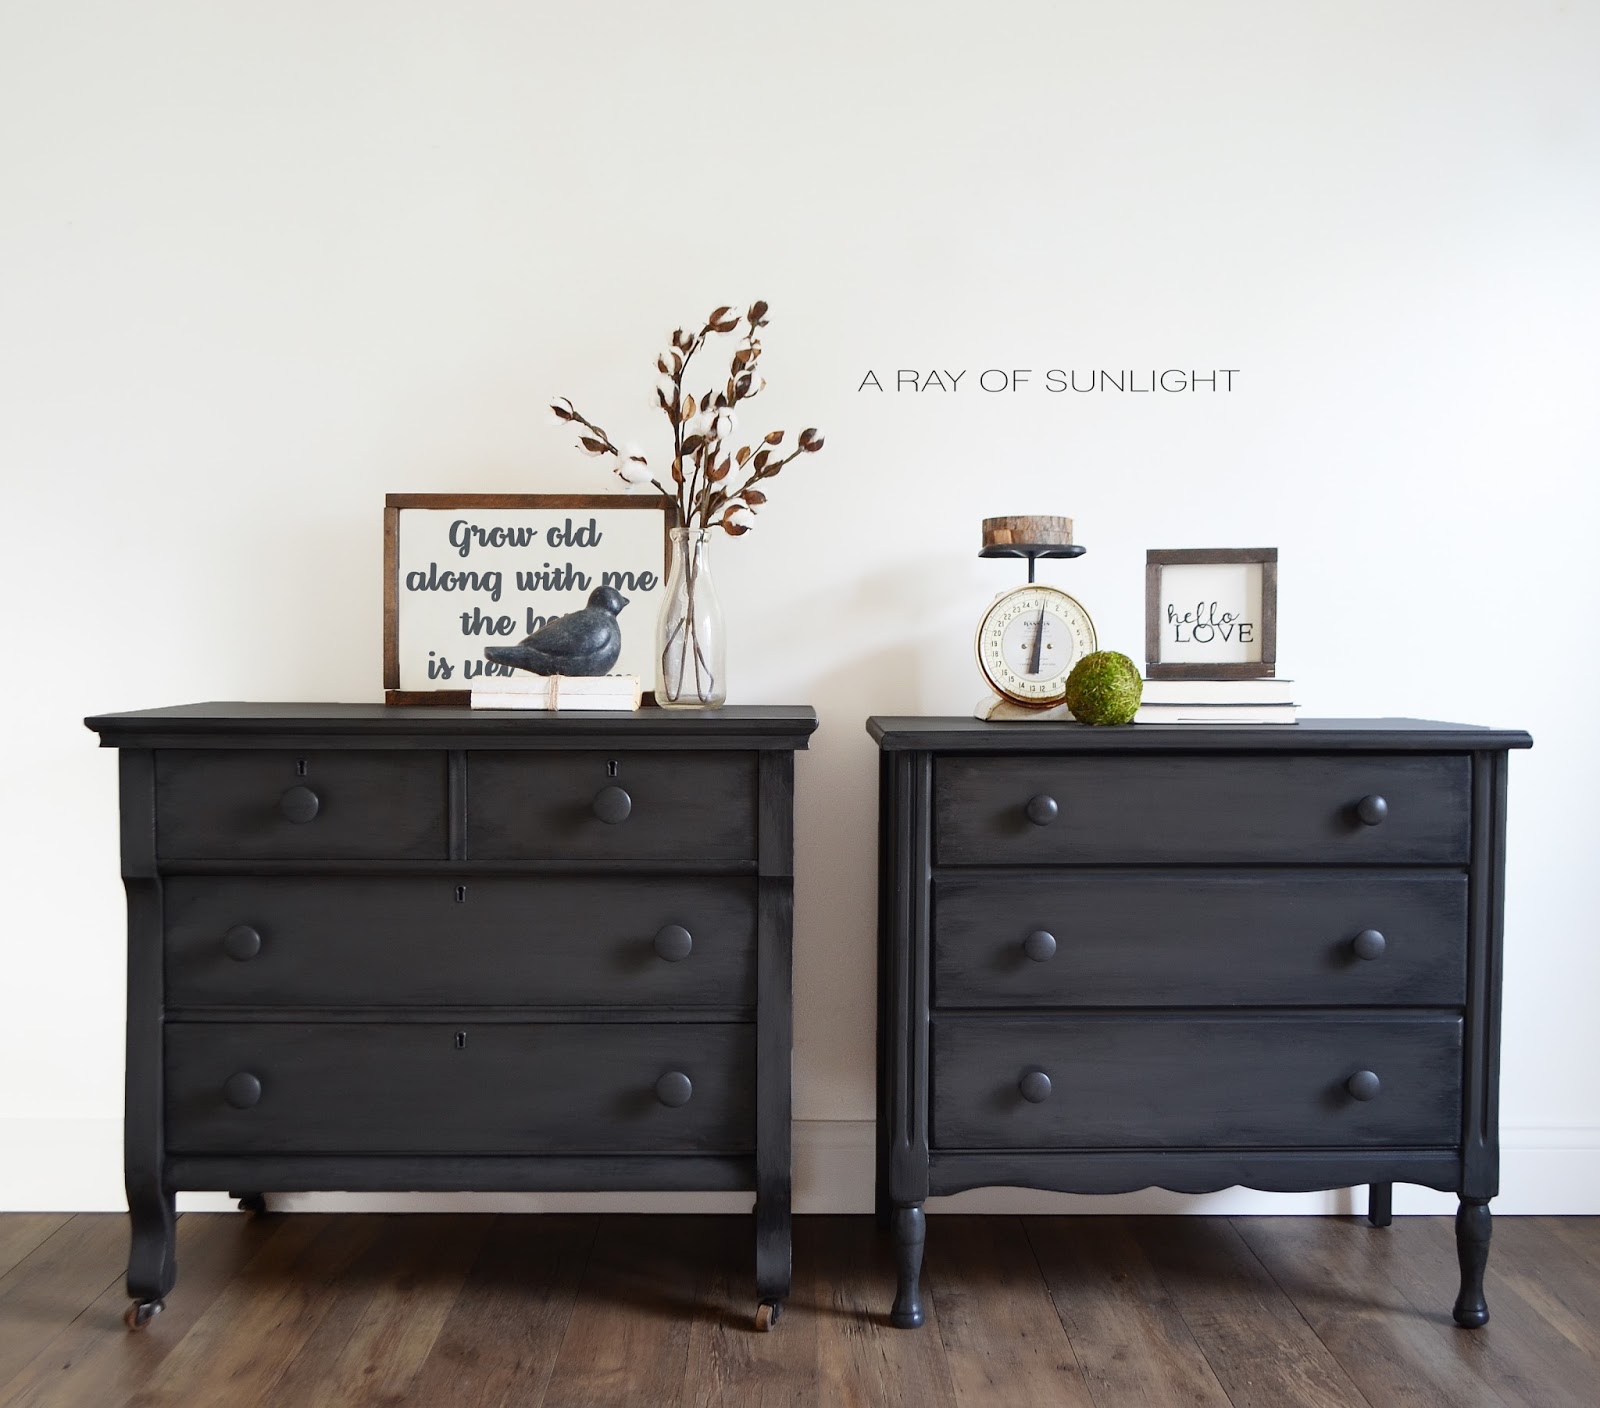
left=1134, top=676, right=1298, bottom=725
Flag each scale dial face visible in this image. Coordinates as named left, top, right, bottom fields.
left=976, top=584, right=1098, bottom=706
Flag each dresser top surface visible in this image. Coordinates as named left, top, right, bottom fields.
left=86, top=701, right=819, bottom=748
left=866, top=716, right=1532, bottom=753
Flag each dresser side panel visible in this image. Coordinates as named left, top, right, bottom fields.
left=1462, top=748, right=1510, bottom=1199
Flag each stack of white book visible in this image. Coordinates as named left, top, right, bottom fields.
left=1135, top=677, right=1298, bottom=725
left=470, top=674, right=643, bottom=712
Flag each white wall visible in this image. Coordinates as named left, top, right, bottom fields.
left=2, top=1, right=1597, bottom=1214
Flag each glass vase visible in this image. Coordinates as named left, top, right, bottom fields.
left=656, top=527, right=727, bottom=708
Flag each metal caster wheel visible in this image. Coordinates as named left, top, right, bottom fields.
left=124, top=1298, right=164, bottom=1331
left=231, top=1191, right=267, bottom=1215
left=755, top=1300, right=783, bottom=1331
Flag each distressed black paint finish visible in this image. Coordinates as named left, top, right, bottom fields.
left=156, top=750, right=448, bottom=861
left=88, top=703, right=815, bottom=1327
left=932, top=1013, right=1463, bottom=1149
left=164, top=875, right=759, bottom=1009
left=165, top=1021, right=756, bottom=1154
left=935, top=753, right=1471, bottom=866
left=871, top=717, right=1529, bottom=1330
left=933, top=870, right=1468, bottom=1008
left=467, top=751, right=757, bottom=864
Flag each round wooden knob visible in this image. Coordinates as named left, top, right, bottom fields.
left=224, top=925, right=262, bottom=962
left=593, top=785, right=633, bottom=824
left=1351, top=929, right=1387, bottom=961
left=655, top=1071, right=693, bottom=1107
left=1023, top=930, right=1057, bottom=962
left=1018, top=1069, right=1052, bottom=1103
left=1346, top=1070, right=1382, bottom=1102
left=654, top=925, right=693, bottom=962
left=280, top=785, right=320, bottom=823
left=1025, top=795, right=1059, bottom=826
left=1356, top=795, right=1388, bottom=826
left=223, top=1072, right=262, bottom=1109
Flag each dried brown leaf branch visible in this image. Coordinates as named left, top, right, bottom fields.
left=550, top=301, right=823, bottom=533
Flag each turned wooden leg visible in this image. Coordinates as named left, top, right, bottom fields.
left=1367, top=1182, right=1393, bottom=1228
left=890, top=1203, right=926, bottom=1329
left=1453, top=1197, right=1491, bottom=1328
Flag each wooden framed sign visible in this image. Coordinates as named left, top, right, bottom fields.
left=383, top=494, right=676, bottom=704
left=1145, top=547, right=1278, bottom=680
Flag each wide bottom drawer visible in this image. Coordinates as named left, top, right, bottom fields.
left=932, top=1014, right=1462, bottom=1150
left=166, top=1022, right=754, bottom=1155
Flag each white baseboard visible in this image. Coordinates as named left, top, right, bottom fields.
left=3, top=1117, right=1597, bottom=1215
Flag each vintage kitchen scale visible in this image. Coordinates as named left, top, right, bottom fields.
left=973, top=514, right=1099, bottom=721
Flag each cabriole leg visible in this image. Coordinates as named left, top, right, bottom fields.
left=124, top=1184, right=175, bottom=1331
left=890, top=1203, right=926, bottom=1329
left=754, top=1193, right=790, bottom=1331
left=1453, top=1197, right=1492, bottom=1328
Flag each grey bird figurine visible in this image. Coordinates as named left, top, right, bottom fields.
left=484, top=585, right=629, bottom=676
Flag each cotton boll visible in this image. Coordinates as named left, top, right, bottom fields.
left=728, top=505, right=757, bottom=528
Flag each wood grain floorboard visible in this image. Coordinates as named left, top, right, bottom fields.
left=1544, top=1215, right=1600, bottom=1271
left=1129, top=1216, right=1370, bottom=1408
left=407, top=1214, right=595, bottom=1408
left=810, top=1216, right=958, bottom=1408
left=0, top=1219, right=69, bottom=1285
left=0, top=1216, right=127, bottom=1390
left=1025, top=1216, right=1233, bottom=1408
left=0, top=1212, right=281, bottom=1408
left=541, top=1214, right=714, bottom=1407
left=125, top=1214, right=383, bottom=1408
left=923, top=1217, right=1093, bottom=1408
left=681, top=1214, right=818, bottom=1408
left=1367, top=1217, right=1600, bottom=1408
left=266, top=1214, right=490, bottom=1407
left=1232, top=1217, right=1513, bottom=1408
left=3, top=1215, right=1600, bottom=1407
left=1478, top=1217, right=1600, bottom=1359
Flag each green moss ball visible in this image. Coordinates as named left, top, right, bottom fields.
left=1064, top=651, right=1143, bottom=725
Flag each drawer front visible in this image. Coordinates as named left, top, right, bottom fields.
left=468, top=751, right=757, bottom=865
left=933, top=872, right=1467, bottom=1008
left=934, top=754, right=1470, bottom=865
left=932, top=1015, right=1462, bottom=1150
left=156, top=751, right=447, bottom=861
left=166, top=1022, right=753, bottom=1154
left=165, top=877, right=756, bottom=1008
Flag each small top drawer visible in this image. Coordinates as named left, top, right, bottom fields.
left=934, top=753, right=1470, bottom=866
left=468, top=751, right=757, bottom=865
left=156, top=751, right=447, bottom=861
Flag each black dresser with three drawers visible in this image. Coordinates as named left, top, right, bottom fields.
left=87, top=702, right=816, bottom=1330
left=869, top=717, right=1530, bottom=1330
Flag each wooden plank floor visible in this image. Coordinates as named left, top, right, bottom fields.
left=0, top=1214, right=1596, bottom=1407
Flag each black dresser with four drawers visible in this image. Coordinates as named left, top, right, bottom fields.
left=87, top=702, right=816, bottom=1330
left=868, top=717, right=1530, bottom=1330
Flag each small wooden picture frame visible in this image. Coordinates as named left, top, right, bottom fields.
left=383, top=493, right=676, bottom=705
left=1145, top=547, right=1278, bottom=680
